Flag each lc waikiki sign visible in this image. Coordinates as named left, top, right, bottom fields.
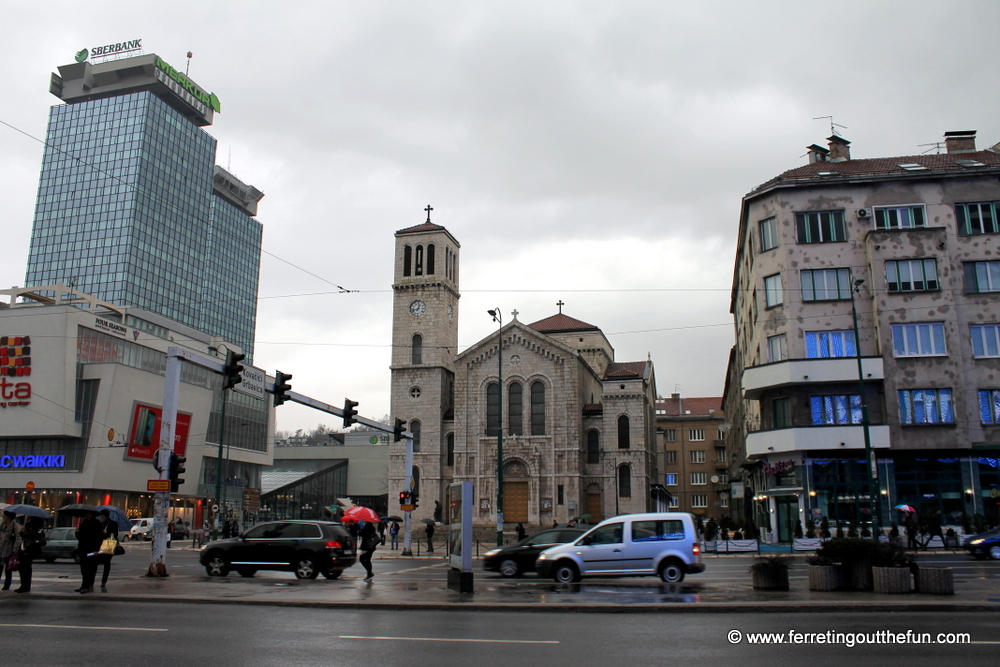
left=154, top=56, right=221, bottom=113
left=0, top=336, right=31, bottom=409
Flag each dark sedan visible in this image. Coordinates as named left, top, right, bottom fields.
left=199, top=520, right=356, bottom=579
left=962, top=527, right=1000, bottom=560
left=483, top=527, right=586, bottom=577
left=40, top=527, right=79, bottom=562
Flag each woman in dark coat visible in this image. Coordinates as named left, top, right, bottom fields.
left=98, top=509, right=118, bottom=591
left=15, top=518, right=45, bottom=593
left=75, top=510, right=104, bottom=594
left=358, top=520, right=377, bottom=581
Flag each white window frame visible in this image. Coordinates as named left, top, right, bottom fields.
left=886, top=258, right=939, bottom=293
left=971, top=324, right=1000, bottom=358
left=691, top=494, right=708, bottom=508
left=689, top=429, right=705, bottom=442
left=805, top=330, right=857, bottom=358
left=663, top=429, right=677, bottom=442
left=898, top=388, right=955, bottom=424
left=801, top=268, right=852, bottom=301
left=665, top=473, right=678, bottom=486
left=891, top=322, right=947, bottom=357
left=668, top=496, right=680, bottom=508
left=760, top=217, right=778, bottom=251
left=764, top=273, right=783, bottom=307
left=874, top=205, right=926, bottom=230
left=690, top=472, right=707, bottom=486
left=690, top=450, right=706, bottom=463
left=664, top=450, right=677, bottom=464
left=767, top=334, right=787, bottom=363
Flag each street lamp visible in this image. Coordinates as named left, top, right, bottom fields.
left=488, top=308, right=504, bottom=547
left=849, top=278, right=883, bottom=539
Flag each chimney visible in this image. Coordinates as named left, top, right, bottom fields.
left=806, top=144, right=829, bottom=164
left=944, top=130, right=977, bottom=154
left=827, top=135, right=851, bottom=162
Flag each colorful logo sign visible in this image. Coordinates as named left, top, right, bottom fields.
left=154, top=56, right=221, bottom=113
left=0, top=336, right=31, bottom=408
left=125, top=402, right=191, bottom=461
left=75, top=48, right=88, bottom=63
left=75, top=39, right=142, bottom=63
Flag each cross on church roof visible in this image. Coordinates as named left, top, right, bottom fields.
left=424, top=204, right=433, bottom=223
left=556, top=300, right=565, bottom=314
left=511, top=309, right=519, bottom=320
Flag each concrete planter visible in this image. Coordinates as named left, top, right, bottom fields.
left=751, top=568, right=789, bottom=590
left=872, top=566, right=912, bottom=594
left=915, top=567, right=954, bottom=595
left=807, top=564, right=846, bottom=591
left=847, top=560, right=873, bottom=591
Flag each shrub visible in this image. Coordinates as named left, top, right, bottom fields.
left=733, top=530, right=744, bottom=540
left=889, top=524, right=899, bottom=538
left=704, top=518, right=719, bottom=542
left=749, top=555, right=792, bottom=575
left=794, top=521, right=803, bottom=539
left=869, top=543, right=914, bottom=568
left=820, top=517, right=831, bottom=538
left=805, top=519, right=816, bottom=539
left=816, top=537, right=879, bottom=565
left=721, top=527, right=730, bottom=540
left=835, top=525, right=844, bottom=539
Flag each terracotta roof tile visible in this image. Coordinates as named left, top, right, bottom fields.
left=528, top=313, right=600, bottom=333
left=396, top=222, right=447, bottom=235
left=605, top=361, right=648, bottom=379
left=656, top=396, right=723, bottom=417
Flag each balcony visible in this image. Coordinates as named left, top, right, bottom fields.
left=742, top=357, right=884, bottom=399
left=745, top=424, right=891, bottom=457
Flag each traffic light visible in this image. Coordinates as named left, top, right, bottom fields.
left=411, top=490, right=419, bottom=509
left=168, top=452, right=187, bottom=492
left=393, top=417, right=405, bottom=442
left=273, top=370, right=293, bottom=407
left=399, top=490, right=410, bottom=507
left=223, top=350, right=246, bottom=390
left=343, top=398, right=359, bottom=427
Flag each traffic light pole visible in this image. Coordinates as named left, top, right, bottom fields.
left=149, top=350, right=185, bottom=577
left=403, top=434, right=414, bottom=556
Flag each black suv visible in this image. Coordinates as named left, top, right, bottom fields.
left=200, top=520, right=356, bottom=579
left=483, top=527, right=587, bottom=577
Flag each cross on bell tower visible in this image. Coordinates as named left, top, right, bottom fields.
left=556, top=300, right=565, bottom=314
left=424, top=204, right=433, bottom=223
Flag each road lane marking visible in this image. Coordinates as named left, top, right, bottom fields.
left=0, top=623, right=167, bottom=632
left=340, top=635, right=557, bottom=644
left=379, top=563, right=449, bottom=575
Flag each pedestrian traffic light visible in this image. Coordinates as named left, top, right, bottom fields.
left=399, top=490, right=410, bottom=507
left=223, top=350, right=246, bottom=390
left=343, top=398, right=359, bottom=427
left=273, top=370, right=293, bottom=407
left=168, top=452, right=187, bottom=492
left=393, top=417, right=405, bottom=442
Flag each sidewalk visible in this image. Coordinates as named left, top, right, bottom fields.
left=8, top=551, right=1000, bottom=613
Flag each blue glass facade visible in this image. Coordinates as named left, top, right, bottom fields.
left=25, top=91, right=261, bottom=356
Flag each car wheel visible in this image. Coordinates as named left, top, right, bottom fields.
left=236, top=568, right=257, bottom=577
left=322, top=570, right=343, bottom=580
left=499, top=559, right=520, bottom=578
left=293, top=555, right=319, bottom=580
left=659, top=559, right=685, bottom=583
left=552, top=562, right=580, bottom=583
left=990, top=545, right=1000, bottom=561
left=205, top=553, right=230, bottom=577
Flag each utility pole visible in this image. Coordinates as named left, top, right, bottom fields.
left=850, top=279, right=883, bottom=538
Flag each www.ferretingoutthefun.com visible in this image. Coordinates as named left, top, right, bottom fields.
left=727, top=629, right=971, bottom=647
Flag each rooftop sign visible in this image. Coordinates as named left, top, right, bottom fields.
left=154, top=56, right=221, bottom=113
left=76, top=39, right=143, bottom=63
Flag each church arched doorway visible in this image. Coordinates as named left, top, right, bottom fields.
left=585, top=483, right=603, bottom=523
left=503, top=460, right=529, bottom=523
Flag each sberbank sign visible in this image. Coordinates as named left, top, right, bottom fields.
left=75, top=39, right=142, bottom=63
left=155, top=56, right=221, bottom=113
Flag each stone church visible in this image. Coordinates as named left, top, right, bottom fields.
left=389, top=218, right=661, bottom=533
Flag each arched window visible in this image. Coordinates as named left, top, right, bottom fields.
left=530, top=381, right=545, bottom=435
left=454, top=254, right=458, bottom=283
left=618, top=464, right=631, bottom=498
left=446, top=433, right=454, bottom=467
left=446, top=247, right=452, bottom=280
left=410, top=420, right=421, bottom=452
left=486, top=382, right=500, bottom=437
left=411, top=333, right=422, bottom=365
left=412, top=466, right=420, bottom=498
left=426, top=244, right=435, bottom=275
left=587, top=429, right=600, bottom=464
left=508, top=382, right=523, bottom=435
left=403, top=245, right=412, bottom=277
left=415, top=245, right=423, bottom=275
left=617, top=415, right=630, bottom=449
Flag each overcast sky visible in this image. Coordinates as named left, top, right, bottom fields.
left=3, top=1, right=999, bottom=435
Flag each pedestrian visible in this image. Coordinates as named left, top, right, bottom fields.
left=515, top=522, right=527, bottom=542
left=358, top=520, right=377, bottom=581
left=75, top=509, right=104, bottom=594
left=389, top=521, right=400, bottom=550
left=348, top=520, right=360, bottom=549
left=167, top=519, right=174, bottom=548
left=201, top=521, right=210, bottom=546
left=929, top=509, right=944, bottom=548
left=97, top=509, right=118, bottom=592
left=425, top=522, right=435, bottom=553
left=15, top=517, right=45, bottom=594
left=221, top=520, right=231, bottom=539
left=1, top=510, right=20, bottom=591
left=905, top=513, right=918, bottom=549
left=377, top=519, right=386, bottom=546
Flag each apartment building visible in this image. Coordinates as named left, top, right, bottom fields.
left=657, top=394, right=728, bottom=521
left=724, top=131, right=1000, bottom=541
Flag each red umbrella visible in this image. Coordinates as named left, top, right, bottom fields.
left=341, top=506, right=380, bottom=523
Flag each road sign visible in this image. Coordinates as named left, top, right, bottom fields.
left=147, top=479, right=171, bottom=491
left=211, top=504, right=219, bottom=513
left=25, top=481, right=35, bottom=491
left=400, top=504, right=415, bottom=511
left=234, top=364, right=266, bottom=400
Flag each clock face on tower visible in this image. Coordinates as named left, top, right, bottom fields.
left=409, top=300, right=427, bottom=317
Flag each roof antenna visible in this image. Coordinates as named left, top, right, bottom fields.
left=918, top=141, right=944, bottom=155
left=813, top=115, right=847, bottom=137
left=185, top=51, right=193, bottom=76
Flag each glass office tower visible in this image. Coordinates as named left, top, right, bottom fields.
left=25, top=54, right=263, bottom=357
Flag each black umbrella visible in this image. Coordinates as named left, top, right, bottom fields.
left=382, top=515, right=403, bottom=522
left=420, top=518, right=438, bottom=525
left=58, top=503, right=101, bottom=517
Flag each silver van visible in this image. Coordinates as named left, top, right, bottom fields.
left=535, top=512, right=705, bottom=583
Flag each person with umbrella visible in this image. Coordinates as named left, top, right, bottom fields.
left=74, top=509, right=104, bottom=594
left=13, top=517, right=45, bottom=593
left=342, top=506, right=380, bottom=581
left=389, top=520, right=400, bottom=550
left=1, top=510, right=20, bottom=591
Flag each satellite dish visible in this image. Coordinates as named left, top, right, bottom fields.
left=710, top=475, right=719, bottom=483
left=720, top=492, right=729, bottom=500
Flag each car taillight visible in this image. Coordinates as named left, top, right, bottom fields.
left=326, top=541, right=342, bottom=550
left=692, top=543, right=701, bottom=555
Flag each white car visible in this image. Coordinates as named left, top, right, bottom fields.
left=535, top=512, right=705, bottom=583
left=126, top=517, right=154, bottom=541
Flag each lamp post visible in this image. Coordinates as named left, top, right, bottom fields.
left=849, top=278, right=883, bottom=539
left=488, top=308, right=504, bottom=547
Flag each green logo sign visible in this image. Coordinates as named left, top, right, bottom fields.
left=75, top=48, right=88, bottom=63
left=369, top=436, right=379, bottom=445
left=154, top=56, right=221, bottom=113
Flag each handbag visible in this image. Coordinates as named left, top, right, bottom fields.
left=100, top=537, right=118, bottom=556
left=362, top=533, right=380, bottom=551
left=7, top=553, right=18, bottom=569
left=114, top=543, right=126, bottom=556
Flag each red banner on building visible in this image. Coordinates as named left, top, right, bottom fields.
left=125, top=402, right=191, bottom=461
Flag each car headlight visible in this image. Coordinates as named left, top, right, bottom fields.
left=537, top=553, right=547, bottom=561
left=968, top=539, right=983, bottom=545
left=484, top=549, right=501, bottom=558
